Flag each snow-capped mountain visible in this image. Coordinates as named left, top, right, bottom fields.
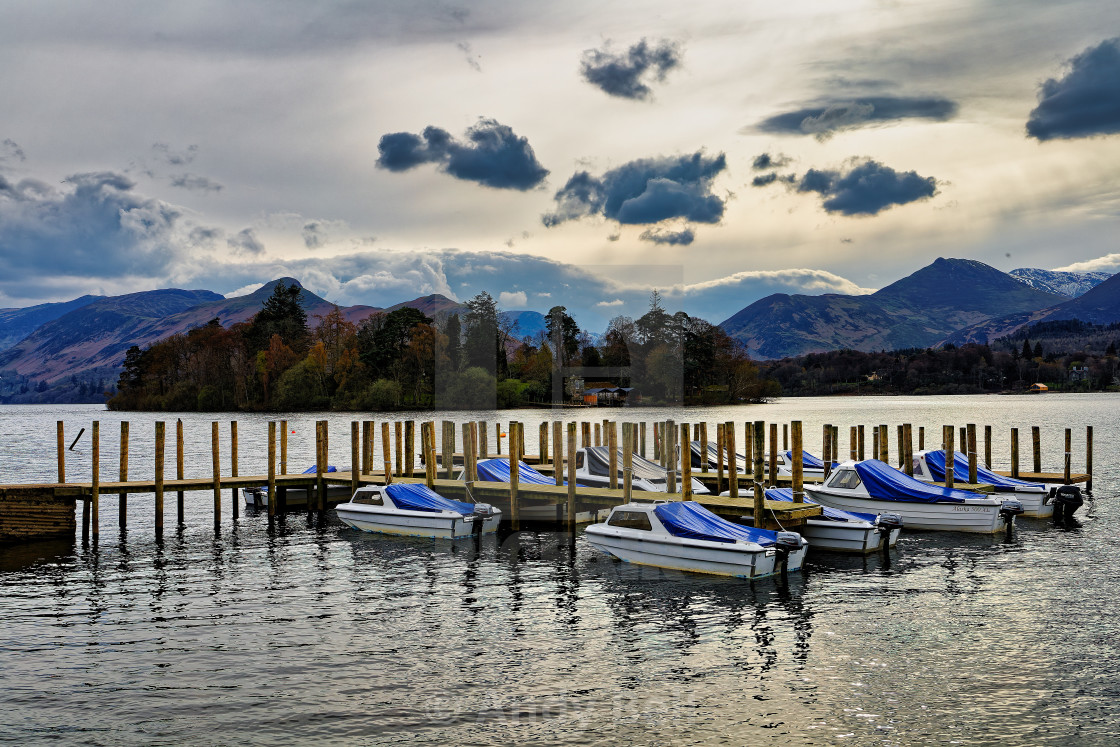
left=1009, top=268, right=1113, bottom=298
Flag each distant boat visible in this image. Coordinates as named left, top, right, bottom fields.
left=689, top=441, right=833, bottom=479
left=242, top=465, right=349, bottom=508
left=578, top=446, right=709, bottom=495
left=805, top=459, right=1023, bottom=533
left=335, top=483, right=500, bottom=539
left=585, top=500, right=806, bottom=579
left=912, top=450, right=1053, bottom=517
left=467, top=458, right=606, bottom=523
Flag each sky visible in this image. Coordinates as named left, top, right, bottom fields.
left=1, top=0, right=1120, bottom=331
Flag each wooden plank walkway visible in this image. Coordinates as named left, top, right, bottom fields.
left=992, top=471, right=1089, bottom=484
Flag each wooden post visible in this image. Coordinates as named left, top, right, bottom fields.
left=118, top=421, right=129, bottom=529
left=792, top=421, right=804, bottom=503
left=1011, top=428, right=1020, bottom=478
left=89, top=421, right=100, bottom=539
left=821, top=423, right=831, bottom=481
left=665, top=420, right=677, bottom=494
left=1032, top=426, right=1041, bottom=474
left=582, top=422, right=591, bottom=449
left=742, top=421, right=752, bottom=474
left=896, top=425, right=904, bottom=468
left=858, top=424, right=865, bottom=460
left=716, top=423, right=725, bottom=496
left=268, top=421, right=277, bottom=521
left=984, top=425, right=992, bottom=469
left=639, top=422, right=647, bottom=458
left=783, top=423, right=789, bottom=451
left=959, top=427, right=967, bottom=458
left=699, top=423, right=708, bottom=473
left=968, top=423, right=978, bottom=484
left=879, top=424, right=889, bottom=463
left=768, top=423, right=778, bottom=481
left=211, top=421, right=221, bottom=530
left=381, top=422, right=393, bottom=484
left=566, top=422, right=578, bottom=527
left=469, top=422, right=479, bottom=476
left=466, top=422, right=477, bottom=478
left=594, top=422, right=601, bottom=447
left=872, top=427, right=879, bottom=463
left=350, top=422, right=360, bottom=497
left=439, top=421, right=451, bottom=479
left=476, top=420, right=487, bottom=459
left=1086, top=426, right=1093, bottom=491
left=653, top=422, right=661, bottom=461
left=423, top=423, right=436, bottom=488
left=752, top=421, right=765, bottom=527
left=392, top=422, right=401, bottom=478
left=317, top=420, right=327, bottom=513
left=608, top=421, right=618, bottom=489
left=726, top=422, right=738, bottom=499
left=496, top=422, right=503, bottom=455
left=56, top=421, right=66, bottom=483
left=361, top=421, right=371, bottom=475
left=230, top=421, right=239, bottom=520
left=1064, top=427, right=1072, bottom=485
left=539, top=422, right=548, bottom=464
left=278, top=419, right=288, bottom=513
left=680, top=423, right=693, bottom=500
left=154, top=421, right=164, bottom=538
left=903, top=423, right=913, bottom=476
left=849, top=426, right=857, bottom=461
left=919, top=426, right=925, bottom=451
left=553, top=421, right=563, bottom=487
left=177, top=419, right=185, bottom=524
left=405, top=421, right=415, bottom=478
left=510, top=423, right=520, bottom=530
left=832, top=426, right=840, bottom=468
left=943, top=426, right=955, bottom=489
left=622, top=423, right=634, bottom=501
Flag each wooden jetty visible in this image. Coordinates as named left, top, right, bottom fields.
left=0, top=416, right=1096, bottom=545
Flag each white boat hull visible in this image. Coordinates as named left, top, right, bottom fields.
left=243, top=485, right=351, bottom=508
left=992, top=488, right=1052, bottom=518
left=802, top=519, right=900, bottom=553
left=585, top=527, right=806, bottom=579
left=335, top=504, right=501, bottom=539
left=806, top=488, right=1005, bottom=533
left=518, top=503, right=609, bottom=524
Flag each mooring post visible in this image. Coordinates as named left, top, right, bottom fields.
left=594, top=422, right=601, bottom=447
left=510, top=423, right=520, bottom=531
left=918, top=426, right=925, bottom=451
left=960, top=427, right=967, bottom=459
left=211, top=421, right=221, bottom=530
left=423, top=423, right=436, bottom=489
left=726, top=422, right=738, bottom=499
left=653, top=422, right=661, bottom=462
left=119, top=421, right=129, bottom=529
left=566, top=422, right=578, bottom=528
left=699, top=423, right=708, bottom=472
left=783, top=423, right=789, bottom=451
left=821, top=423, right=831, bottom=481
left=469, top=422, right=479, bottom=471
left=89, top=420, right=99, bottom=540
left=896, top=425, right=904, bottom=468
left=792, top=421, right=804, bottom=503
left=495, top=422, right=503, bottom=456
left=350, top=421, right=360, bottom=497
left=268, top=421, right=277, bottom=523
left=391, top=422, right=400, bottom=478
left=462, top=422, right=473, bottom=476
left=1011, top=428, right=1020, bottom=478
left=639, top=421, right=647, bottom=458
left=608, top=421, right=618, bottom=489
left=752, top=421, right=765, bottom=527
left=943, top=426, right=955, bottom=489
left=56, top=421, right=66, bottom=484
left=1086, top=425, right=1093, bottom=491
left=967, top=424, right=978, bottom=484
left=279, top=419, right=288, bottom=512
left=872, top=427, right=879, bottom=463
left=1064, top=427, right=1072, bottom=485
left=903, top=424, right=914, bottom=476
left=768, top=423, right=778, bottom=482
left=858, top=424, right=866, bottom=460
left=849, top=426, right=857, bottom=461
left=552, top=421, right=563, bottom=487
left=716, top=423, right=725, bottom=495
left=880, top=424, right=890, bottom=463
left=984, top=425, right=992, bottom=469
left=361, top=421, right=371, bottom=475
left=152, top=421, right=164, bottom=538
left=176, top=419, right=185, bottom=525
left=316, top=421, right=326, bottom=514
left=832, top=426, right=839, bottom=468
left=1032, top=426, right=1041, bottom=474
left=382, top=422, right=393, bottom=484
left=539, top=422, right=548, bottom=464
left=405, top=421, right=415, bottom=478
left=679, top=423, right=693, bottom=500
left=665, top=420, right=677, bottom=494
left=230, top=421, right=239, bottom=521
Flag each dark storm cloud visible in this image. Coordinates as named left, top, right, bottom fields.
left=793, top=159, right=939, bottom=216
left=170, top=173, right=223, bottom=192
left=752, top=153, right=791, bottom=170
left=755, top=96, right=959, bottom=138
left=1027, top=38, right=1120, bottom=141
left=376, top=118, right=548, bottom=190
left=0, top=170, right=187, bottom=281
left=639, top=227, right=695, bottom=245
left=302, top=221, right=328, bottom=249
left=543, top=151, right=727, bottom=228
left=580, top=38, right=682, bottom=100
left=227, top=228, right=265, bottom=256
left=189, top=226, right=222, bottom=246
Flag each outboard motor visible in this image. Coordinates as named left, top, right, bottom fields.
left=470, top=503, right=494, bottom=537
left=774, top=531, right=803, bottom=582
left=875, top=512, right=903, bottom=543
left=999, top=499, right=1024, bottom=540
left=1052, top=486, right=1084, bottom=528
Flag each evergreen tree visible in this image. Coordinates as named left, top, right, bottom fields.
left=463, top=291, right=500, bottom=373
left=248, top=281, right=308, bottom=353
left=444, top=314, right=462, bottom=371
left=1021, top=339, right=1032, bottom=359
left=545, top=306, right=580, bottom=364
left=1033, top=341, right=1043, bottom=359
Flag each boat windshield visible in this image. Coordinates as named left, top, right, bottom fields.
left=828, top=469, right=862, bottom=490
left=607, top=510, right=653, bottom=531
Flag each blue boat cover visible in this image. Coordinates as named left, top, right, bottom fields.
left=853, top=459, right=979, bottom=503
left=923, top=450, right=1044, bottom=491
left=765, top=487, right=877, bottom=523
left=782, top=450, right=826, bottom=469
left=653, top=501, right=777, bottom=546
left=300, top=465, right=337, bottom=474
left=476, top=458, right=571, bottom=486
left=384, top=483, right=476, bottom=514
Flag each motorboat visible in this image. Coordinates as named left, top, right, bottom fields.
left=585, top=500, right=806, bottom=579
left=335, top=482, right=500, bottom=539
left=689, top=441, right=832, bottom=480
left=764, top=487, right=901, bottom=553
left=689, top=441, right=748, bottom=472
left=912, top=450, right=1053, bottom=517
left=768, top=450, right=833, bottom=480
left=243, top=465, right=350, bottom=508
left=578, top=446, right=709, bottom=495
left=805, top=459, right=1024, bottom=534
left=465, top=458, right=608, bottom=523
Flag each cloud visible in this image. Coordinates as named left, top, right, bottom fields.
left=544, top=150, right=727, bottom=232
left=596, top=299, right=624, bottom=307
left=456, top=41, right=481, bottom=72
left=376, top=118, right=548, bottom=190
left=1, top=139, right=25, bottom=163
left=580, top=38, right=682, bottom=100
left=754, top=96, right=958, bottom=138
left=639, top=227, right=694, bottom=245
left=1027, top=38, right=1120, bottom=141
left=1053, top=253, right=1120, bottom=273
left=498, top=290, right=527, bottom=307
left=0, top=171, right=193, bottom=291
left=227, top=228, right=265, bottom=255
left=752, top=153, right=790, bottom=170
left=300, top=219, right=349, bottom=249
left=169, top=173, right=223, bottom=192
left=779, top=159, right=938, bottom=216
left=152, top=142, right=198, bottom=166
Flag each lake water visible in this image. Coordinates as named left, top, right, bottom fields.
left=1, top=395, right=1117, bottom=745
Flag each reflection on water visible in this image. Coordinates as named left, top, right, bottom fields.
left=1, top=396, right=1119, bottom=745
